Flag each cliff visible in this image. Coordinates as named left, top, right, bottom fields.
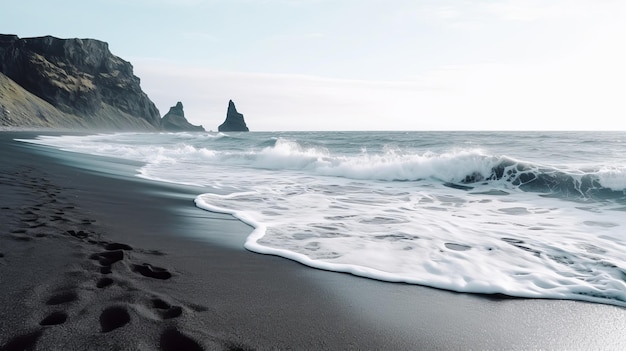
left=0, top=34, right=161, bottom=130
left=218, top=100, right=249, bottom=132
left=0, top=72, right=86, bottom=128
left=161, top=102, right=204, bottom=132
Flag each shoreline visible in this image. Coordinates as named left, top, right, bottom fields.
left=2, top=131, right=626, bottom=350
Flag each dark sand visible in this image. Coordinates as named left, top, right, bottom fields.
left=2, top=131, right=626, bottom=350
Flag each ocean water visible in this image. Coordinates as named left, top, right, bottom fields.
left=20, top=131, right=626, bottom=307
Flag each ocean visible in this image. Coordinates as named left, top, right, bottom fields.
left=19, top=131, right=626, bottom=307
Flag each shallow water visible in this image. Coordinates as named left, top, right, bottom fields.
left=20, top=131, right=626, bottom=307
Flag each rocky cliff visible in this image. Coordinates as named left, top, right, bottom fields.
left=0, top=34, right=160, bottom=130
left=218, top=100, right=249, bottom=132
left=0, top=72, right=86, bottom=128
left=161, top=102, right=204, bottom=132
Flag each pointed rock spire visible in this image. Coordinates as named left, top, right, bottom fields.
left=160, top=101, right=204, bottom=131
left=218, top=100, right=249, bottom=132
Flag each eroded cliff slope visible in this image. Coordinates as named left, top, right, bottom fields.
left=0, top=34, right=160, bottom=130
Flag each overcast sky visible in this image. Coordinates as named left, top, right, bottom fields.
left=2, top=0, right=626, bottom=131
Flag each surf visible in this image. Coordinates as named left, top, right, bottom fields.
left=18, top=131, right=626, bottom=308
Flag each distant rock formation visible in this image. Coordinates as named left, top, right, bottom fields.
left=0, top=34, right=161, bottom=130
left=161, top=102, right=204, bottom=132
left=218, top=100, right=249, bottom=132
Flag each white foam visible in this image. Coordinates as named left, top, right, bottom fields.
left=195, top=175, right=626, bottom=307
left=23, top=134, right=625, bottom=193
left=598, top=166, right=626, bottom=191
left=19, top=132, right=626, bottom=307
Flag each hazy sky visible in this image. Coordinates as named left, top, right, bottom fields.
left=2, top=0, right=626, bottom=131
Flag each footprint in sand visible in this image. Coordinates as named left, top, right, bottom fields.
left=133, top=263, right=172, bottom=280
left=160, top=328, right=204, bottom=351
left=90, top=250, right=125, bottom=267
left=100, top=306, right=130, bottom=333
left=39, top=311, right=68, bottom=326
left=96, top=277, right=114, bottom=289
left=46, top=291, right=78, bottom=305
left=0, top=330, right=43, bottom=351
left=89, top=245, right=133, bottom=275
left=151, top=298, right=183, bottom=319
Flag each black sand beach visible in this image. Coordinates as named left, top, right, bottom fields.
left=2, top=131, right=626, bottom=350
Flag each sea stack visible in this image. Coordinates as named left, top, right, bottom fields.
left=218, top=100, right=249, bottom=132
left=160, top=102, right=205, bottom=132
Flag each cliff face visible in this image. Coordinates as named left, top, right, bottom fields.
left=0, top=34, right=161, bottom=130
left=218, top=100, right=249, bottom=132
left=0, top=72, right=86, bottom=128
left=161, top=102, right=204, bottom=132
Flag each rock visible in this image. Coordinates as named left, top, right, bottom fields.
left=161, top=102, right=204, bottom=132
left=0, top=72, right=86, bottom=128
left=0, top=34, right=160, bottom=130
left=218, top=100, right=249, bottom=132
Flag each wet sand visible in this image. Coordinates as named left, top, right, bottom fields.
left=2, top=131, right=626, bottom=350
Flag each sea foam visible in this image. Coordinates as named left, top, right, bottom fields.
left=195, top=173, right=626, bottom=306
left=19, top=131, right=626, bottom=307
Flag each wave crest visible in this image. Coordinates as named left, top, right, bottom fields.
left=458, top=157, right=626, bottom=200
